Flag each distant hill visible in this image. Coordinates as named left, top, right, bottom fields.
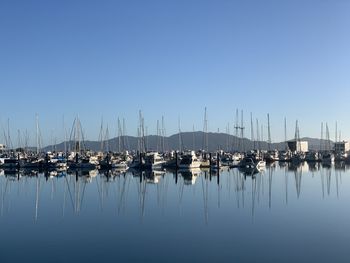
left=43, top=132, right=334, bottom=152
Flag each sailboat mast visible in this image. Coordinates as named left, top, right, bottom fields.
left=192, top=124, right=195, bottom=151
left=202, top=107, right=208, bottom=152
left=138, top=110, right=145, bottom=153
left=234, top=109, right=239, bottom=151
left=156, top=119, right=160, bottom=152
left=36, top=114, right=40, bottom=154
left=178, top=117, right=182, bottom=152
left=256, top=119, right=260, bottom=151
left=123, top=118, right=128, bottom=151
left=161, top=116, right=165, bottom=152
left=320, top=122, right=323, bottom=152
left=326, top=123, right=330, bottom=151
left=284, top=117, right=288, bottom=150
left=250, top=113, right=254, bottom=150
left=24, top=129, right=29, bottom=153
left=105, top=125, right=109, bottom=152
left=267, top=113, right=271, bottom=151
left=76, top=116, right=81, bottom=153
left=99, top=118, right=104, bottom=152
left=7, top=118, right=11, bottom=150
left=240, top=110, right=244, bottom=152
left=118, top=117, right=122, bottom=152
left=335, top=121, right=338, bottom=143
left=17, top=129, right=21, bottom=150
left=63, top=116, right=67, bottom=154
left=294, top=120, right=300, bottom=152
left=226, top=123, right=230, bottom=152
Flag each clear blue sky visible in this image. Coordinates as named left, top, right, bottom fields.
left=1, top=0, right=350, bottom=146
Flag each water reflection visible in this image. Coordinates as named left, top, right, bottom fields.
left=0, top=162, right=348, bottom=223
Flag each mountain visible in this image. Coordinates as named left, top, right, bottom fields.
left=42, top=132, right=334, bottom=152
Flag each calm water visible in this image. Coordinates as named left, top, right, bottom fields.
left=1, top=163, right=350, bottom=262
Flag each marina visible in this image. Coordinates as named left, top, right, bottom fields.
left=1, top=162, right=350, bottom=262
left=2, top=0, right=350, bottom=261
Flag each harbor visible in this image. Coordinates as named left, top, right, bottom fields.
left=1, top=111, right=349, bottom=174
left=2, top=0, right=350, bottom=261
left=0, top=123, right=348, bottom=175
left=0, top=162, right=350, bottom=262
left=2, top=116, right=349, bottom=262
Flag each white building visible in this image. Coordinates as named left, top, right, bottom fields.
left=287, top=140, right=308, bottom=152
left=334, top=141, right=350, bottom=153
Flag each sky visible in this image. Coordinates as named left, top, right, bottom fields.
left=1, top=0, right=350, bottom=146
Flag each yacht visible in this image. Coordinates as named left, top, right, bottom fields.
left=264, top=150, right=279, bottom=163
left=321, top=152, right=335, bottom=164
left=145, top=152, right=166, bottom=169
left=278, top=150, right=291, bottom=162
left=305, top=151, right=320, bottom=162
left=290, top=152, right=305, bottom=164
left=68, top=155, right=96, bottom=170
left=19, top=157, right=44, bottom=169
left=1, top=158, right=19, bottom=169
left=178, top=151, right=201, bottom=169
left=335, top=152, right=347, bottom=162
left=238, top=154, right=266, bottom=169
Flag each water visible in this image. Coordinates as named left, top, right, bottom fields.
left=1, top=163, right=350, bottom=262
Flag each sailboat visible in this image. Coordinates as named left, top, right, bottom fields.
left=321, top=124, right=334, bottom=165
left=67, top=117, right=96, bottom=171
left=238, top=151, right=266, bottom=170
left=290, top=120, right=305, bottom=164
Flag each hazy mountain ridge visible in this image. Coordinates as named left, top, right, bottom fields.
left=43, top=132, right=333, bottom=152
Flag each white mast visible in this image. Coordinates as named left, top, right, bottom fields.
left=36, top=114, right=40, bottom=154
left=250, top=112, right=254, bottom=150
left=284, top=117, right=288, bottom=150
left=267, top=113, right=271, bottom=151
left=202, top=107, right=208, bottom=152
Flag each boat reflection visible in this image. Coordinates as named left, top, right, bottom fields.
left=178, top=168, right=201, bottom=185
left=0, top=163, right=348, bottom=223
left=238, top=166, right=264, bottom=178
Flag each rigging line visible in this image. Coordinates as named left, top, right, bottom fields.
left=79, top=180, right=88, bottom=212
left=64, top=175, right=75, bottom=211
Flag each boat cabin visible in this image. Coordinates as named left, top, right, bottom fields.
left=334, top=141, right=350, bottom=153
left=287, top=140, right=308, bottom=152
